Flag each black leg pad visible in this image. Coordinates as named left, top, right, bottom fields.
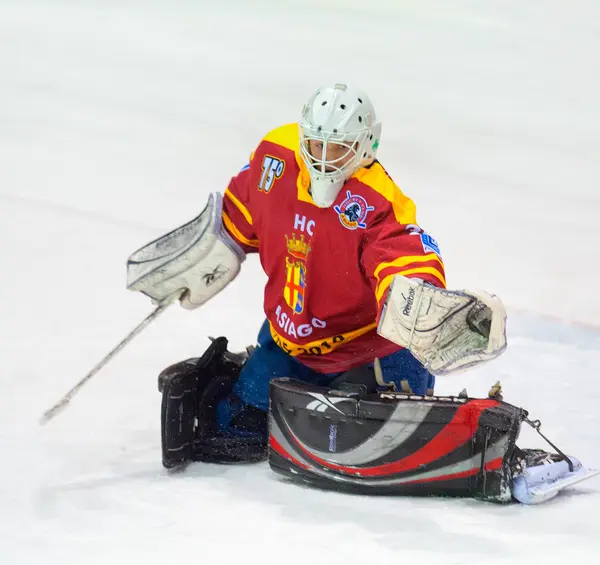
left=159, top=337, right=266, bottom=468
left=160, top=337, right=236, bottom=469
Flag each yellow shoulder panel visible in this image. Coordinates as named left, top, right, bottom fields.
left=262, top=123, right=300, bottom=153
left=261, top=123, right=313, bottom=204
left=353, top=163, right=417, bottom=225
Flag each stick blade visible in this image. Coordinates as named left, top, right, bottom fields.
left=39, top=398, right=70, bottom=426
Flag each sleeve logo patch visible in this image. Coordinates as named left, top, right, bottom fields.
left=420, top=233, right=441, bottom=257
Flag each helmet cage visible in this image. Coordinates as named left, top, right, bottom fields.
left=299, top=127, right=370, bottom=184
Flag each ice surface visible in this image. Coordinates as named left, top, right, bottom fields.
left=1, top=1, right=599, bottom=563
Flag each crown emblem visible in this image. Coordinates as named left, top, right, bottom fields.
left=285, top=233, right=311, bottom=261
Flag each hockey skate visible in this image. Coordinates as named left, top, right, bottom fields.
left=511, top=448, right=599, bottom=504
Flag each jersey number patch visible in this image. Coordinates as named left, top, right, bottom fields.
left=259, top=155, right=285, bottom=193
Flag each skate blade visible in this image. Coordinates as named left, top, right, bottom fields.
left=514, top=467, right=600, bottom=504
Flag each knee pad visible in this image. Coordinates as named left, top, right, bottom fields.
left=328, top=365, right=378, bottom=396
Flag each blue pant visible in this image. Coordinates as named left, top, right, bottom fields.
left=216, top=320, right=434, bottom=430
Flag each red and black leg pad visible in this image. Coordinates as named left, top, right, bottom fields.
left=159, top=337, right=265, bottom=469
left=268, top=378, right=526, bottom=501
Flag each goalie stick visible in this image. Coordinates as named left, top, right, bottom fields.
left=39, top=290, right=184, bottom=425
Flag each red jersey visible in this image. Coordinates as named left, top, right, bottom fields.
left=222, top=123, right=446, bottom=373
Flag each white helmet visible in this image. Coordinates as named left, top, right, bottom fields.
left=299, top=83, right=382, bottom=208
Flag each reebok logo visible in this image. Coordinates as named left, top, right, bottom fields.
left=202, top=264, right=229, bottom=287
left=306, top=394, right=351, bottom=414
left=403, top=287, right=416, bottom=317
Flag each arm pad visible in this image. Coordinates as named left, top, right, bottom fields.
left=126, top=193, right=244, bottom=309
left=377, top=276, right=507, bottom=375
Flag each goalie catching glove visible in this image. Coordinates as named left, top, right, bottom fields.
left=126, top=193, right=244, bottom=308
left=378, top=276, right=507, bottom=375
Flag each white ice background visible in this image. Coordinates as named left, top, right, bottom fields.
left=1, top=1, right=599, bottom=563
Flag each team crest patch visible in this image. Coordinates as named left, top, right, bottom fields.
left=284, top=259, right=307, bottom=314
left=420, top=233, right=441, bottom=257
left=284, top=233, right=311, bottom=314
left=334, top=191, right=375, bottom=230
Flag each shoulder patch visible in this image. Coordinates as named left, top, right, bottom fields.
left=420, top=233, right=441, bottom=257
left=334, top=190, right=375, bottom=230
